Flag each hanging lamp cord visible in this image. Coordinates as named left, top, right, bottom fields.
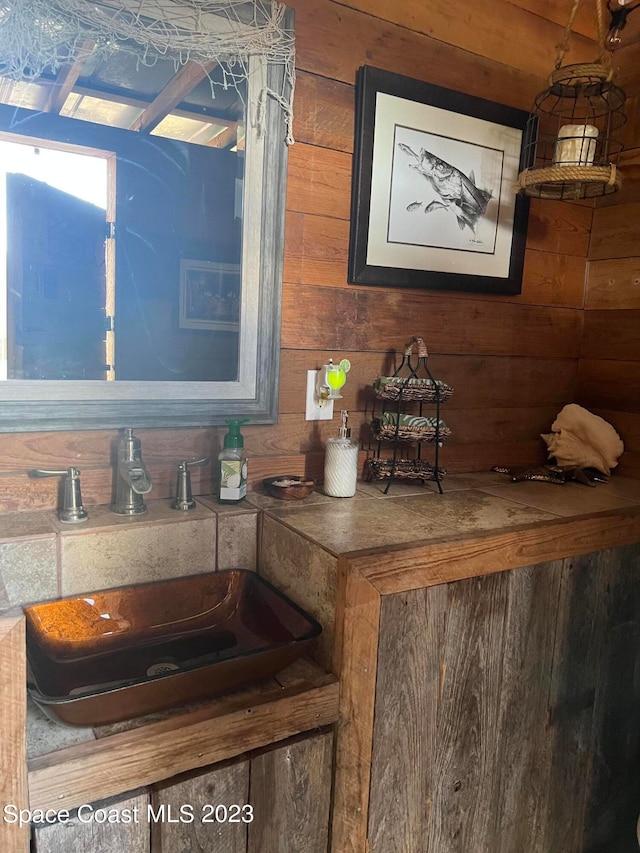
left=554, top=0, right=611, bottom=72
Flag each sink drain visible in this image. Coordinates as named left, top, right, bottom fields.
left=147, top=661, right=180, bottom=677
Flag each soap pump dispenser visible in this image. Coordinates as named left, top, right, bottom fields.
left=324, top=410, right=359, bottom=498
left=218, top=419, right=249, bottom=504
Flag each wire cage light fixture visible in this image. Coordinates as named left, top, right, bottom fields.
left=517, top=0, right=627, bottom=200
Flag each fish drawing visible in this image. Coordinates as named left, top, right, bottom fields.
left=398, top=143, right=493, bottom=235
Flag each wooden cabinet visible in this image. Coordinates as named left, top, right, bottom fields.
left=33, top=730, right=333, bottom=853
left=366, top=544, right=640, bottom=852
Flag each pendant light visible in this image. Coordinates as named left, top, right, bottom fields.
left=517, top=0, right=626, bottom=200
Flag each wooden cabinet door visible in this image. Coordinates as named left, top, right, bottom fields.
left=368, top=544, right=640, bottom=853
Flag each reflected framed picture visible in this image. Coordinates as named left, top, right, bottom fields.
left=179, top=260, right=240, bottom=331
left=348, top=66, right=531, bottom=294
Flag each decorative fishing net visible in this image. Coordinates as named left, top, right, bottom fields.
left=0, top=0, right=295, bottom=141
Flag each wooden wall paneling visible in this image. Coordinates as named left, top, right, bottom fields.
left=519, top=249, right=586, bottom=308
left=0, top=616, right=28, bottom=853
left=283, top=211, right=589, bottom=307
left=508, top=0, right=598, bottom=40
left=580, top=543, right=640, bottom=851
left=286, top=143, right=351, bottom=220
left=283, top=211, right=304, bottom=283
left=585, top=409, right=640, bottom=477
left=283, top=213, right=350, bottom=289
left=292, top=71, right=354, bottom=152
left=493, top=561, right=562, bottom=853
left=278, top=350, right=577, bottom=415
left=32, top=791, right=149, bottom=853
left=282, top=283, right=583, bottom=357
left=580, top=310, right=640, bottom=361
left=151, top=761, right=249, bottom=853
left=367, top=583, right=447, bottom=852
left=594, top=154, right=640, bottom=209
left=586, top=257, right=640, bottom=310
left=437, top=440, right=549, bottom=472
left=332, top=0, right=596, bottom=80
left=526, top=198, right=593, bottom=257
left=286, top=0, right=544, bottom=109
left=442, top=406, right=559, bottom=444
left=577, top=361, right=640, bottom=415
left=589, top=202, right=640, bottom=260
left=247, top=730, right=333, bottom=853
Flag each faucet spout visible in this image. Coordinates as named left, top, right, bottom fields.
left=119, top=461, right=153, bottom=495
left=111, top=428, right=153, bottom=515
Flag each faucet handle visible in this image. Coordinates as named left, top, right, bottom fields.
left=172, top=458, right=208, bottom=511
left=182, top=457, right=208, bottom=468
left=29, top=467, right=88, bottom=524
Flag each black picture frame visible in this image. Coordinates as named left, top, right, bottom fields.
left=348, top=66, right=531, bottom=295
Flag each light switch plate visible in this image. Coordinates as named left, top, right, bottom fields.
left=305, top=370, right=334, bottom=421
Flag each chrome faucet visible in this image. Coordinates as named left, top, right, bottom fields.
left=30, top=467, right=88, bottom=523
left=111, top=428, right=153, bottom=515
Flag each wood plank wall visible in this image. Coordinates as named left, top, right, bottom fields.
left=577, top=45, right=640, bottom=478
left=0, top=1, right=609, bottom=513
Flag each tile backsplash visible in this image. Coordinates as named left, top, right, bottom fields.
left=0, top=498, right=257, bottom=609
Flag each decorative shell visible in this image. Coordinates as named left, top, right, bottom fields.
left=541, top=404, right=624, bottom=475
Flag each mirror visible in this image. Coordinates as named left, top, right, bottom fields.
left=0, top=1, right=292, bottom=430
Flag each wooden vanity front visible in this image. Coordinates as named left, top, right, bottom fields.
left=257, top=475, right=640, bottom=852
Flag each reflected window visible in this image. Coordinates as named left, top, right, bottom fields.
left=0, top=46, right=246, bottom=382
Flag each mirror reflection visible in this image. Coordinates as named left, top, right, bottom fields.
left=0, top=51, right=246, bottom=382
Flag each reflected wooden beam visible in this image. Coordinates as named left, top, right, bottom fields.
left=43, top=40, right=94, bottom=114
left=130, top=60, right=218, bottom=134
left=207, top=123, right=238, bottom=149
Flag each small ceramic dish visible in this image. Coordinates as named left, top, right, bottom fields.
left=262, top=475, right=315, bottom=500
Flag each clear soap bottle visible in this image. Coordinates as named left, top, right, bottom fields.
left=218, top=418, right=248, bottom=504
left=324, top=410, right=359, bottom=498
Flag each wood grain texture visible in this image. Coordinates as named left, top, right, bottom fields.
left=28, top=661, right=338, bottom=813
left=286, top=143, right=351, bottom=220
left=330, top=563, right=380, bottom=853
left=286, top=0, right=543, bottom=108
left=589, top=202, right=640, bottom=261
left=581, top=544, right=640, bottom=851
left=151, top=761, right=249, bottom=853
left=508, top=0, right=599, bottom=40
left=368, top=584, right=447, bottom=852
left=577, top=360, right=640, bottom=415
left=292, top=71, right=354, bottom=153
left=0, top=616, right=28, bottom=853
left=586, top=257, right=640, bottom=310
left=361, top=545, right=640, bottom=851
left=526, top=198, right=592, bottom=257
left=518, top=249, right=586, bottom=308
left=426, top=573, right=509, bottom=851
left=580, top=310, right=640, bottom=361
left=542, top=551, right=609, bottom=851
left=493, top=562, right=562, bottom=853
left=278, top=350, right=576, bottom=413
left=32, top=792, right=148, bottom=853
left=247, top=731, right=333, bottom=853
left=346, top=506, right=640, bottom=595
left=329, top=0, right=596, bottom=79
left=0, top=0, right=602, bottom=511
left=282, top=283, right=583, bottom=358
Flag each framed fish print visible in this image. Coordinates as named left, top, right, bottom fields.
left=348, top=66, right=531, bottom=294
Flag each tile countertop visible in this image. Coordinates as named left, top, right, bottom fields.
left=249, top=472, right=640, bottom=558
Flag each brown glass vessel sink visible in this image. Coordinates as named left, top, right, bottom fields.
left=25, top=569, right=321, bottom=727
